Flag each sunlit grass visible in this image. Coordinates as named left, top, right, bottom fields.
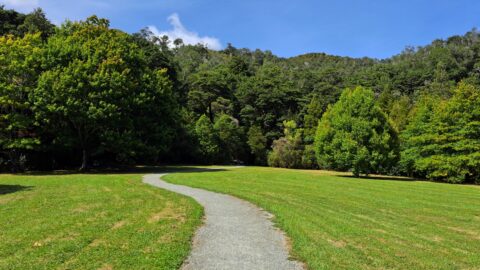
left=0, top=173, right=202, bottom=270
left=165, top=166, right=480, bottom=270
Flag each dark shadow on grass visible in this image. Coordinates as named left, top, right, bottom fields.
left=0, top=184, right=33, bottom=195
left=339, top=175, right=420, bottom=182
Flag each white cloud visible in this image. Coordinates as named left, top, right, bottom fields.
left=148, top=13, right=222, bottom=50
left=1, top=0, right=39, bottom=11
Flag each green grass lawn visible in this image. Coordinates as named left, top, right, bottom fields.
left=0, top=173, right=202, bottom=270
left=164, top=166, right=480, bottom=270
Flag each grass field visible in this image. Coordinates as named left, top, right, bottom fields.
left=2, top=167, right=479, bottom=270
left=165, top=166, right=480, bottom=270
left=0, top=173, right=202, bottom=270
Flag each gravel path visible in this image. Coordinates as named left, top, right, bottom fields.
left=143, top=173, right=304, bottom=270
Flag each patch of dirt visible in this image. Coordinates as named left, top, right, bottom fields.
left=377, top=237, right=387, bottom=244
left=429, top=235, right=443, bottom=242
left=127, top=179, right=136, bottom=185
left=0, top=196, right=17, bottom=205
left=446, top=226, right=480, bottom=240
left=89, top=239, right=106, bottom=247
left=298, top=169, right=351, bottom=177
left=327, top=239, right=347, bottom=248
left=352, top=214, right=377, bottom=223
left=32, top=237, right=54, bottom=248
left=102, top=187, right=112, bottom=192
left=111, top=220, right=126, bottom=230
left=60, top=234, right=78, bottom=241
left=72, top=203, right=96, bottom=213
left=148, top=202, right=185, bottom=223
left=98, top=264, right=113, bottom=270
left=157, top=234, right=174, bottom=243
left=452, top=247, right=469, bottom=255
left=373, top=228, right=387, bottom=234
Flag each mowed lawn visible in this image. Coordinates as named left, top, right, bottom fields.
left=165, top=166, right=480, bottom=270
left=0, top=173, right=202, bottom=270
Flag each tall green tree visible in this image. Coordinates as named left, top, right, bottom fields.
left=247, top=125, right=267, bottom=165
left=0, top=6, right=54, bottom=39
left=213, top=114, right=244, bottom=162
left=188, top=65, right=234, bottom=122
left=401, top=83, right=480, bottom=183
left=0, top=33, right=43, bottom=171
left=195, top=115, right=220, bottom=163
left=303, top=95, right=324, bottom=143
left=237, top=63, right=300, bottom=141
left=0, top=5, right=25, bottom=35
left=315, top=87, right=399, bottom=176
left=18, top=8, right=55, bottom=40
left=399, top=95, right=443, bottom=177
left=33, top=16, right=177, bottom=170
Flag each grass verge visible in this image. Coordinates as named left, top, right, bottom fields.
left=164, top=166, right=480, bottom=270
left=0, top=173, right=202, bottom=270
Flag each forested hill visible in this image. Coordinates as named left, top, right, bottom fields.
left=1, top=6, right=480, bottom=183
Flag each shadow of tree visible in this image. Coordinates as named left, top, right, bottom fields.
left=339, top=175, right=419, bottom=182
left=0, top=184, right=32, bottom=195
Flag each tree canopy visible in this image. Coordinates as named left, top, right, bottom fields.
left=1, top=6, right=480, bottom=184
left=401, top=83, right=480, bottom=183
left=315, top=87, right=399, bottom=176
left=32, top=16, right=178, bottom=170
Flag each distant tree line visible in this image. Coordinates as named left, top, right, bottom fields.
left=1, top=6, right=480, bottom=184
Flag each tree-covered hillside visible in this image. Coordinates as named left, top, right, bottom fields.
left=1, top=6, right=480, bottom=183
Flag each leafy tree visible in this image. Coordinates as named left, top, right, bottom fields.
left=33, top=16, right=177, bottom=170
left=195, top=115, right=220, bottom=163
left=401, top=83, right=480, bottom=183
left=0, top=33, right=43, bottom=171
left=0, top=6, right=54, bottom=39
left=315, top=87, right=399, bottom=176
left=303, top=95, right=324, bottom=143
left=301, top=144, right=317, bottom=169
left=268, top=120, right=303, bottom=168
left=399, top=95, right=443, bottom=177
left=188, top=65, right=234, bottom=121
left=420, top=61, right=455, bottom=98
left=388, top=95, right=412, bottom=132
left=247, top=125, right=267, bottom=165
left=0, top=5, right=25, bottom=36
left=18, top=8, right=55, bottom=40
left=237, top=63, right=300, bottom=141
left=131, top=28, right=178, bottom=84
left=213, top=114, right=243, bottom=162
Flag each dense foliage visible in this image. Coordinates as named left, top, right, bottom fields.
left=34, top=17, right=177, bottom=170
left=0, top=33, right=42, bottom=171
left=401, top=83, right=480, bottom=183
left=314, top=87, right=399, bottom=176
left=268, top=120, right=303, bottom=168
left=1, top=6, right=480, bottom=183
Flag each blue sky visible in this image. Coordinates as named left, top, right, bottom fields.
left=2, top=0, right=480, bottom=59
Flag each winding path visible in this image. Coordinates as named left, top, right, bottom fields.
left=143, top=173, right=304, bottom=270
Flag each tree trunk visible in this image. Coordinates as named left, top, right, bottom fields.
left=79, top=148, right=88, bottom=171
left=208, top=103, right=214, bottom=122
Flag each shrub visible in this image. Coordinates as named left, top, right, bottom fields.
left=267, top=120, right=303, bottom=168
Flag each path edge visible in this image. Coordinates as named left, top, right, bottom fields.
left=143, top=168, right=307, bottom=270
